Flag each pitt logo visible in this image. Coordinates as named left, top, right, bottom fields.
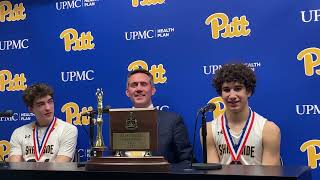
left=205, top=13, right=251, bottom=39
left=208, top=97, right=225, bottom=119
left=128, top=60, right=167, bottom=84
left=61, top=102, right=93, bottom=126
left=0, top=140, right=10, bottom=161
left=60, top=28, right=95, bottom=52
left=132, top=0, right=165, bottom=7
left=0, top=1, right=26, bottom=23
left=297, top=47, right=320, bottom=76
left=0, top=70, right=27, bottom=92
left=300, top=140, right=320, bottom=169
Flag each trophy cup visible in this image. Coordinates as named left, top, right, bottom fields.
left=92, top=88, right=106, bottom=157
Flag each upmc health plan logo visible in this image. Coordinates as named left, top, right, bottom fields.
left=0, top=112, right=35, bottom=122
left=56, top=0, right=100, bottom=10
left=0, top=1, right=26, bottom=23
left=125, top=28, right=175, bottom=41
left=203, top=62, right=262, bottom=75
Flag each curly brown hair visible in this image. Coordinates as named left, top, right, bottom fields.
left=22, top=83, right=54, bottom=107
left=213, top=63, right=256, bottom=96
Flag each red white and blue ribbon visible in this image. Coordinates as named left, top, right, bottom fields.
left=221, top=109, right=255, bottom=162
left=33, top=117, right=57, bottom=161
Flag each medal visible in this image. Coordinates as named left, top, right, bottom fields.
left=221, top=109, right=255, bottom=163
left=33, top=117, right=57, bottom=161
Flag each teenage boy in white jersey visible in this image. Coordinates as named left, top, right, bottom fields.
left=9, top=83, right=78, bottom=162
left=205, top=63, right=281, bottom=165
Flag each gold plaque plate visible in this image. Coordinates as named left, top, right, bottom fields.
left=112, top=132, right=150, bottom=150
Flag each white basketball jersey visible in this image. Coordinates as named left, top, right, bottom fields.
left=9, top=118, right=77, bottom=162
left=210, top=110, right=266, bottom=165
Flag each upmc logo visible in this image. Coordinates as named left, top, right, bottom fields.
left=296, top=105, right=320, bottom=115
left=205, top=13, right=251, bottom=40
left=0, top=39, right=29, bottom=51
left=0, top=1, right=26, bottom=23
left=56, top=0, right=100, bottom=10
left=300, top=9, right=320, bottom=23
left=125, top=28, right=174, bottom=41
left=297, top=47, right=320, bottom=76
left=132, top=0, right=165, bottom=8
left=61, top=70, right=95, bottom=82
left=60, top=28, right=95, bottom=52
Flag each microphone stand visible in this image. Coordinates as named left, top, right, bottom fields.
left=201, top=111, right=208, bottom=163
left=89, top=112, right=95, bottom=157
left=192, top=110, right=222, bottom=170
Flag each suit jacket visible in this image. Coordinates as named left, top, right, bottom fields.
left=155, top=110, right=192, bottom=164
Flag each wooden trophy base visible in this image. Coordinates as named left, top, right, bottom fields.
left=91, top=147, right=106, bottom=157
left=85, top=156, right=169, bottom=172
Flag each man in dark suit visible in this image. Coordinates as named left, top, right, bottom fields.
left=125, top=68, right=192, bottom=164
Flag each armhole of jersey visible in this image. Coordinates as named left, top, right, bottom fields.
left=260, top=116, right=267, bottom=138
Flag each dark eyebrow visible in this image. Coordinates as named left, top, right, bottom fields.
left=35, top=97, right=53, bottom=105
left=234, top=85, right=244, bottom=88
left=36, top=101, right=45, bottom=105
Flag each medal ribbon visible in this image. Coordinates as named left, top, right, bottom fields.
left=221, top=109, right=255, bottom=161
left=33, top=117, right=57, bottom=161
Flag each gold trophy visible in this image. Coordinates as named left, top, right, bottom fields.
left=92, top=88, right=106, bottom=157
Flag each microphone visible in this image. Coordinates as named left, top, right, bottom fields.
left=191, top=103, right=222, bottom=170
left=81, top=105, right=111, bottom=116
left=199, top=103, right=216, bottom=113
left=0, top=110, right=13, bottom=117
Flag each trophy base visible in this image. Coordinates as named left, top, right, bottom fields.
left=85, top=156, right=169, bottom=172
left=91, top=147, right=106, bottom=157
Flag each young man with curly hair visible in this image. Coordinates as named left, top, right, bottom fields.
left=205, top=63, right=281, bottom=165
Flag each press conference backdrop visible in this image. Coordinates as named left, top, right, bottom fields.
left=0, top=0, right=319, bottom=177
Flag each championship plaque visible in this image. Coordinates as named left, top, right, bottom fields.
left=109, top=108, right=157, bottom=152
left=85, top=107, right=169, bottom=172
